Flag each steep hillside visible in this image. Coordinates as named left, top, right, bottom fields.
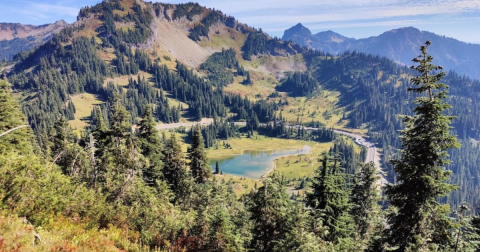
left=7, top=0, right=310, bottom=138
left=0, top=20, right=67, bottom=61
left=283, top=24, right=480, bottom=80
left=3, top=1, right=480, bottom=250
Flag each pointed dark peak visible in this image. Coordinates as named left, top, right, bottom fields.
left=282, top=23, right=312, bottom=41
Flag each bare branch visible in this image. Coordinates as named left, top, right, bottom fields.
left=0, top=125, right=29, bottom=137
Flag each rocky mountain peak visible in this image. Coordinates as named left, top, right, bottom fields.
left=282, top=23, right=312, bottom=41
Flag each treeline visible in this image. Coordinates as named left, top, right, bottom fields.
left=0, top=36, right=37, bottom=61
left=277, top=71, right=319, bottom=96
left=188, top=10, right=224, bottom=41
left=0, top=78, right=385, bottom=251
left=200, top=48, right=248, bottom=86
left=242, top=30, right=306, bottom=60
left=307, top=49, right=480, bottom=209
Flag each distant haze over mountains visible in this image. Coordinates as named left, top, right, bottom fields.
left=282, top=23, right=480, bottom=80
left=0, top=20, right=67, bottom=61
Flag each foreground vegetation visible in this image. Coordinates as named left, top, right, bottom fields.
left=2, top=0, right=480, bottom=250
left=2, top=41, right=480, bottom=251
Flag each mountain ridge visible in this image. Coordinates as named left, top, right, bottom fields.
left=282, top=25, right=480, bottom=79
left=0, top=20, right=68, bottom=61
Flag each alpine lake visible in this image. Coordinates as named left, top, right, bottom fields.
left=209, top=145, right=311, bottom=179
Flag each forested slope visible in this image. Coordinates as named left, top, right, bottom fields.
left=2, top=0, right=480, bottom=250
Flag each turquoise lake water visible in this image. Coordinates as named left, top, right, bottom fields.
left=209, top=145, right=310, bottom=179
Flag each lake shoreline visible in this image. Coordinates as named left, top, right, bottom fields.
left=212, top=145, right=311, bottom=180
left=260, top=145, right=311, bottom=180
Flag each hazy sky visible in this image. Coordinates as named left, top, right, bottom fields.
left=1, top=0, right=479, bottom=44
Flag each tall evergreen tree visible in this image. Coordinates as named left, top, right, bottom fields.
left=137, top=105, right=163, bottom=186
left=215, top=161, right=220, bottom=174
left=188, top=127, right=211, bottom=183
left=249, top=174, right=292, bottom=251
left=306, top=153, right=354, bottom=245
left=162, top=134, right=190, bottom=203
left=350, top=162, right=382, bottom=249
left=384, top=41, right=460, bottom=251
left=0, top=79, right=32, bottom=153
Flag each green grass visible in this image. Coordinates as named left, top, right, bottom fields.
left=198, top=27, right=247, bottom=51
left=206, top=134, right=334, bottom=181
left=273, top=141, right=333, bottom=180
left=69, top=93, right=104, bottom=132
left=103, top=71, right=153, bottom=87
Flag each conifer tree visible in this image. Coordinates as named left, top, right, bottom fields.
left=162, top=134, right=190, bottom=202
left=350, top=162, right=382, bottom=249
left=249, top=174, right=292, bottom=251
left=306, top=153, right=354, bottom=245
left=215, top=161, right=220, bottom=174
left=188, top=127, right=211, bottom=183
left=0, top=79, right=32, bottom=153
left=384, top=41, right=460, bottom=251
left=137, top=105, right=163, bottom=186
left=101, top=96, right=145, bottom=203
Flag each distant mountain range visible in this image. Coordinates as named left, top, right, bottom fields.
left=0, top=20, right=67, bottom=61
left=282, top=23, right=480, bottom=80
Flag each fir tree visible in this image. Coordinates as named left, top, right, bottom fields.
left=162, top=134, right=190, bottom=203
left=137, top=105, right=163, bottom=187
left=350, top=162, right=382, bottom=249
left=0, top=79, right=33, bottom=153
left=215, top=160, right=220, bottom=174
left=384, top=41, right=460, bottom=251
left=188, top=127, right=211, bottom=183
left=306, top=153, right=354, bottom=245
left=249, top=174, right=292, bottom=251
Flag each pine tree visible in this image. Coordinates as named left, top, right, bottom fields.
left=306, top=153, right=354, bottom=245
left=384, top=41, right=460, bottom=251
left=215, top=160, right=220, bottom=174
left=101, top=96, right=145, bottom=203
left=249, top=174, right=292, bottom=251
left=188, top=127, right=211, bottom=183
left=0, top=79, right=33, bottom=153
left=350, top=162, right=382, bottom=249
left=162, top=134, right=190, bottom=203
left=137, top=105, right=163, bottom=186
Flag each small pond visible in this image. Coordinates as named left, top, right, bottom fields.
left=209, top=145, right=311, bottom=179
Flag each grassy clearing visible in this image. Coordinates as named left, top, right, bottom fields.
left=103, top=71, right=153, bottom=87
left=273, top=141, right=333, bottom=180
left=75, top=19, right=103, bottom=39
left=207, top=135, right=333, bottom=180
left=274, top=89, right=351, bottom=128
left=206, top=134, right=308, bottom=160
left=199, top=27, right=247, bottom=51
left=69, top=93, right=104, bottom=132
left=97, top=48, right=116, bottom=62
left=213, top=173, right=258, bottom=195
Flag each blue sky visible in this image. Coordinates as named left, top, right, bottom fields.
left=1, top=0, right=479, bottom=44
